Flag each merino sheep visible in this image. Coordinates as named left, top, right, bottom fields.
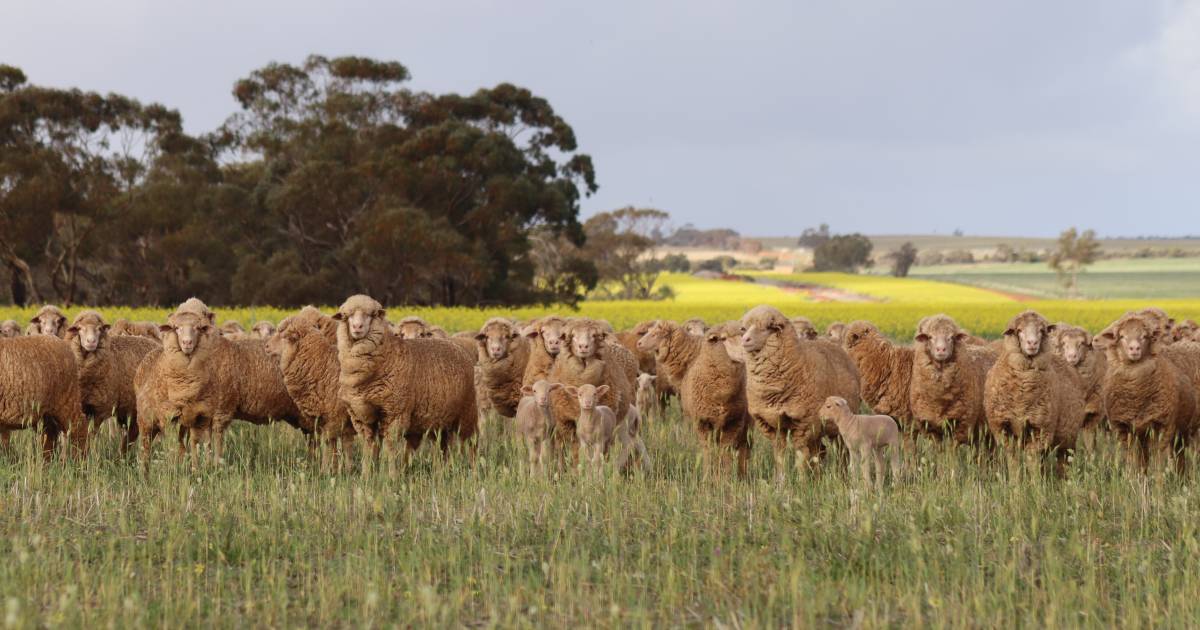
left=790, top=316, right=820, bottom=340
left=638, top=320, right=751, bottom=476
left=219, top=321, right=247, bottom=340
left=110, top=319, right=162, bottom=341
left=1173, top=319, right=1200, bottom=344
left=825, top=322, right=847, bottom=343
left=1052, top=324, right=1108, bottom=435
left=0, top=320, right=21, bottom=338
left=264, top=316, right=357, bottom=472
left=546, top=319, right=637, bottom=454
left=983, top=311, right=1085, bottom=462
left=334, top=295, right=477, bottom=475
left=0, top=334, right=86, bottom=458
left=521, top=316, right=569, bottom=386
left=842, top=321, right=914, bottom=428
left=29, top=305, right=67, bottom=338
left=391, top=315, right=431, bottom=340
left=147, top=305, right=308, bottom=465
left=251, top=321, right=277, bottom=339
left=616, top=321, right=674, bottom=418
left=474, top=317, right=531, bottom=418
left=64, top=310, right=159, bottom=454
left=708, top=321, right=747, bottom=364
left=909, top=314, right=997, bottom=445
left=739, top=305, right=861, bottom=474
left=683, top=318, right=708, bottom=337
left=819, top=396, right=900, bottom=489
left=514, top=380, right=560, bottom=473
left=1098, top=315, right=1200, bottom=469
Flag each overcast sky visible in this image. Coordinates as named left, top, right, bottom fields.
left=5, top=0, right=1199, bottom=237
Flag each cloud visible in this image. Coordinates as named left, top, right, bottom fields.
left=1133, top=0, right=1200, bottom=122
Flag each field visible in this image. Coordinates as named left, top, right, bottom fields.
left=6, top=272, right=1200, bottom=626
left=910, top=258, right=1200, bottom=300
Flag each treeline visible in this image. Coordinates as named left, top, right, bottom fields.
left=0, top=56, right=601, bottom=307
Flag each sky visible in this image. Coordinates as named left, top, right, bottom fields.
left=4, top=0, right=1199, bottom=237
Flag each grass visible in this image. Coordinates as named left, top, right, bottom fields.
left=910, top=259, right=1200, bottom=300
left=5, top=411, right=1200, bottom=626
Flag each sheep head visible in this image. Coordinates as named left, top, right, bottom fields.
left=476, top=318, right=521, bottom=361
left=842, top=321, right=880, bottom=351
left=220, top=321, right=246, bottom=339
left=740, top=305, right=792, bottom=354
left=1172, top=319, right=1199, bottom=343
left=1133, top=308, right=1174, bottom=345
left=566, top=320, right=608, bottom=360
left=252, top=321, right=276, bottom=339
left=30, top=305, right=67, bottom=337
left=636, top=320, right=673, bottom=353
left=1054, top=325, right=1092, bottom=367
left=818, top=396, right=851, bottom=426
left=523, top=316, right=568, bottom=357
left=636, top=373, right=656, bottom=392
left=826, top=322, right=847, bottom=342
left=520, top=379, right=561, bottom=407
left=790, top=316, right=819, bottom=340
left=161, top=310, right=213, bottom=357
left=915, top=314, right=967, bottom=363
left=1099, top=315, right=1158, bottom=364
left=176, top=297, right=216, bottom=325
left=683, top=318, right=707, bottom=337
left=631, top=320, right=656, bottom=337
left=0, top=319, right=20, bottom=338
left=265, top=317, right=310, bottom=370
left=709, top=321, right=746, bottom=363
left=564, top=383, right=609, bottom=411
left=334, top=294, right=387, bottom=342
left=66, top=310, right=110, bottom=355
left=1003, top=310, right=1054, bottom=358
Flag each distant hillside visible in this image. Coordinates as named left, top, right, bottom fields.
left=754, top=234, right=1200, bottom=254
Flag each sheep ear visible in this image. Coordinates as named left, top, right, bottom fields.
left=1045, top=324, right=1057, bottom=335
left=474, top=332, right=486, bottom=341
left=158, top=324, right=174, bottom=334
left=1002, top=327, right=1016, bottom=337
left=520, top=385, right=534, bottom=396
left=705, top=332, right=720, bottom=343
left=522, top=325, right=539, bottom=338
left=373, top=309, right=387, bottom=320
left=101, top=324, right=111, bottom=333
left=548, top=383, right=562, bottom=391
left=595, top=384, right=610, bottom=397
left=914, top=332, right=930, bottom=343
left=331, top=312, right=346, bottom=322
left=67, top=325, right=79, bottom=334
left=953, top=331, right=968, bottom=341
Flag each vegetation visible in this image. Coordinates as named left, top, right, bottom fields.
left=886, top=242, right=918, bottom=278
left=911, top=259, right=1200, bottom=300
left=1049, top=228, right=1102, bottom=298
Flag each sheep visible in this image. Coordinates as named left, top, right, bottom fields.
left=908, top=314, right=997, bottom=445
left=0, top=320, right=21, bottom=338
left=1173, top=319, right=1200, bottom=343
left=842, top=321, right=914, bottom=428
left=264, top=316, right=357, bottom=473
left=474, top=317, right=531, bottom=418
left=1052, top=324, right=1108, bottom=436
left=708, top=321, right=747, bottom=364
left=638, top=320, right=751, bottom=477
left=983, top=311, right=1086, bottom=464
left=110, top=319, right=162, bottom=342
left=825, top=322, right=847, bottom=343
left=0, top=334, right=86, bottom=458
left=546, top=319, right=637, bottom=455
left=251, top=321, right=276, bottom=339
left=521, top=316, right=569, bottom=386
left=818, top=396, right=900, bottom=489
left=64, top=310, right=159, bottom=454
left=616, top=321, right=672, bottom=419
left=219, top=321, right=248, bottom=340
left=683, top=318, right=708, bottom=337
left=334, top=295, right=477, bottom=475
left=392, top=315, right=431, bottom=340
left=1098, top=314, right=1200, bottom=470
left=28, top=305, right=67, bottom=338
left=145, top=305, right=309, bottom=466
left=790, top=316, right=819, bottom=340
left=635, top=373, right=658, bottom=425
left=739, top=305, right=862, bottom=474
left=564, top=384, right=649, bottom=474
left=514, top=380, right=560, bottom=473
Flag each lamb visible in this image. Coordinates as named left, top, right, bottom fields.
left=909, top=314, right=997, bottom=444
left=64, top=310, right=159, bottom=454
left=110, top=319, right=162, bottom=341
left=635, top=373, right=658, bottom=425
left=514, top=380, right=560, bottom=473
left=564, top=384, right=649, bottom=473
left=334, top=295, right=477, bottom=475
left=818, top=396, right=900, bottom=489
left=616, top=321, right=671, bottom=419
left=28, top=305, right=67, bottom=338
left=521, top=316, right=569, bottom=386
left=264, top=316, right=357, bottom=472
left=0, top=334, right=86, bottom=458
left=739, top=305, right=862, bottom=473
left=251, top=321, right=277, bottom=339
left=474, top=317, right=531, bottom=418
left=0, top=320, right=21, bottom=338
left=790, top=316, right=820, bottom=340
left=983, top=311, right=1086, bottom=462
left=638, top=320, right=751, bottom=476
left=1051, top=324, right=1108, bottom=435
left=841, top=321, right=914, bottom=428
left=1098, top=314, right=1200, bottom=469
left=143, top=305, right=308, bottom=466
left=219, top=321, right=247, bottom=340
left=825, top=322, right=847, bottom=343
left=546, top=319, right=637, bottom=454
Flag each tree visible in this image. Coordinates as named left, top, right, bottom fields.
left=798, top=223, right=831, bottom=248
left=582, top=207, right=672, bottom=300
left=812, top=234, right=873, bottom=272
left=1049, top=228, right=1101, bottom=298
left=888, top=242, right=918, bottom=277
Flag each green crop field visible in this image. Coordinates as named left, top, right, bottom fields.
left=910, top=258, right=1200, bottom=300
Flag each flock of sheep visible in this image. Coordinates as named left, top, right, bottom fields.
left=0, top=297, right=1194, bottom=481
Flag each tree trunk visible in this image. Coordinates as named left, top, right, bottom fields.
left=2, top=248, right=41, bottom=306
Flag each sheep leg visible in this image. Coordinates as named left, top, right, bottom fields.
left=139, top=425, right=159, bottom=475
left=872, top=448, right=885, bottom=492
left=40, top=425, right=61, bottom=461
left=0, top=430, right=9, bottom=450
left=889, top=443, right=901, bottom=483
left=120, top=418, right=139, bottom=457
left=211, top=417, right=232, bottom=466
left=382, top=426, right=403, bottom=478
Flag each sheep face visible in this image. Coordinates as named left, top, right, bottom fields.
left=818, top=396, right=850, bottom=424
left=520, top=379, right=561, bottom=407
left=842, top=321, right=877, bottom=350
left=220, top=321, right=246, bottom=339
left=161, top=312, right=212, bottom=356
left=1105, top=317, right=1156, bottom=364
left=1055, top=328, right=1091, bottom=366
left=915, top=316, right=966, bottom=362
left=1004, top=311, right=1053, bottom=358
left=252, top=321, right=276, bottom=339
left=568, top=323, right=606, bottom=360
left=31, top=307, right=66, bottom=337
left=710, top=322, right=746, bottom=364
left=394, top=317, right=428, bottom=340
left=636, top=373, right=656, bottom=393
left=476, top=320, right=519, bottom=360
left=335, top=295, right=387, bottom=341
left=0, top=320, right=20, bottom=338
left=740, top=306, right=791, bottom=354
left=67, top=312, right=109, bottom=354
left=826, top=322, right=846, bottom=342
left=1172, top=320, right=1199, bottom=343
left=565, top=383, right=610, bottom=411
left=636, top=321, right=671, bottom=353
left=264, top=323, right=304, bottom=370
left=683, top=319, right=707, bottom=337
left=791, top=317, right=819, bottom=340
